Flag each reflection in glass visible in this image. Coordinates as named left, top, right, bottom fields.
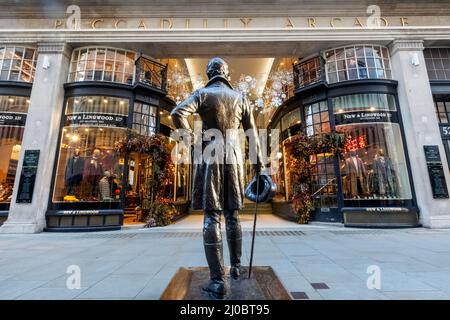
left=325, top=45, right=392, bottom=84
left=68, top=47, right=136, bottom=84
left=0, top=46, right=36, bottom=82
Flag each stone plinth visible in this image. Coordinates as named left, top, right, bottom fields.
left=160, top=266, right=292, bottom=300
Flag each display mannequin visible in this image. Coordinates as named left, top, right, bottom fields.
left=65, top=148, right=84, bottom=196
left=344, top=150, right=367, bottom=198
left=83, top=148, right=103, bottom=199
left=373, top=149, right=398, bottom=198
left=99, top=170, right=112, bottom=201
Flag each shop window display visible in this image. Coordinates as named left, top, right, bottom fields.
left=0, top=95, right=29, bottom=203
left=52, top=96, right=129, bottom=203
left=132, top=102, right=157, bottom=136
left=333, top=93, right=412, bottom=200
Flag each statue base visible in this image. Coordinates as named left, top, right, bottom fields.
left=160, top=266, right=292, bottom=300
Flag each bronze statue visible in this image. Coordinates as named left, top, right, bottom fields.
left=171, top=57, right=263, bottom=299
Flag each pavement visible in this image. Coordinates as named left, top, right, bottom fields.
left=1, top=214, right=450, bottom=300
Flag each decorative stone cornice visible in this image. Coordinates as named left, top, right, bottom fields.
left=388, top=39, right=424, bottom=55
left=37, top=42, right=72, bottom=58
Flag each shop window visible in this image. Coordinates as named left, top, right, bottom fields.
left=132, top=102, right=157, bottom=136
left=333, top=93, right=412, bottom=201
left=136, top=56, right=168, bottom=91
left=68, top=47, right=136, bottom=84
left=433, top=93, right=450, bottom=171
left=325, top=45, right=392, bottom=84
left=0, top=95, right=29, bottom=203
left=293, top=56, right=323, bottom=88
left=0, top=46, right=36, bottom=82
left=273, top=121, right=286, bottom=200
left=159, top=109, right=175, bottom=136
left=281, top=108, right=301, bottom=130
left=304, top=101, right=330, bottom=137
left=425, top=48, right=450, bottom=81
left=303, top=100, right=336, bottom=208
left=434, top=96, right=450, bottom=124
left=52, top=96, right=129, bottom=203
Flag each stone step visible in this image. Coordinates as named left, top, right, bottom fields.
left=189, top=202, right=273, bottom=215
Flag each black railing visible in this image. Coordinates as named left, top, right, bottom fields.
left=135, top=56, right=168, bottom=92
left=293, top=56, right=325, bottom=90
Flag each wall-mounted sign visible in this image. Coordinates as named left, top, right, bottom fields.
left=335, top=111, right=398, bottom=125
left=64, top=113, right=127, bottom=128
left=439, top=124, right=450, bottom=140
left=0, top=113, right=27, bottom=127
left=16, top=150, right=40, bottom=203
left=424, top=145, right=449, bottom=199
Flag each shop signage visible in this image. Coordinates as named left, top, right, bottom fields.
left=335, top=111, right=398, bottom=125
left=0, top=112, right=27, bottom=127
left=424, top=145, right=449, bottom=199
left=439, top=124, right=450, bottom=140
left=61, top=210, right=100, bottom=215
left=50, top=16, right=415, bottom=30
left=16, top=150, right=40, bottom=203
left=64, top=113, right=127, bottom=128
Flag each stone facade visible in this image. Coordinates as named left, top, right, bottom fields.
left=0, top=1, right=449, bottom=232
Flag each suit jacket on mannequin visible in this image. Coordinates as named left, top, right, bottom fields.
left=344, top=155, right=367, bottom=197
left=373, top=155, right=397, bottom=196
left=83, top=157, right=104, bottom=186
left=65, top=156, right=85, bottom=186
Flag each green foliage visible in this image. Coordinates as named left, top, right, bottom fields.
left=115, top=130, right=177, bottom=227
left=144, top=198, right=177, bottom=227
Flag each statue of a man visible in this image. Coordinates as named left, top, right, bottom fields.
left=171, top=57, right=262, bottom=299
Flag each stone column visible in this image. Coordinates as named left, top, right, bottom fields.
left=389, top=39, right=450, bottom=228
left=0, top=43, right=71, bottom=233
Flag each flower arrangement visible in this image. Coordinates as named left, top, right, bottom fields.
left=284, top=131, right=346, bottom=224
left=115, top=131, right=176, bottom=226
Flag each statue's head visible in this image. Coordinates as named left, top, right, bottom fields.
left=206, top=57, right=230, bottom=80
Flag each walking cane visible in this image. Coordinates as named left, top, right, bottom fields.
left=248, top=171, right=260, bottom=279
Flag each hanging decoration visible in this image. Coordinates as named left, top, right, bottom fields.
left=165, top=59, right=193, bottom=105
left=235, top=70, right=294, bottom=114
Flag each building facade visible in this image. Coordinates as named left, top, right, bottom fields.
left=0, top=0, right=449, bottom=232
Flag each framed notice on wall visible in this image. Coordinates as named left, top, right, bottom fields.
left=423, top=145, right=449, bottom=199
left=16, top=150, right=40, bottom=203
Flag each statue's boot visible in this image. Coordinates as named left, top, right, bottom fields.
left=202, top=211, right=226, bottom=299
left=225, top=209, right=242, bottom=280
